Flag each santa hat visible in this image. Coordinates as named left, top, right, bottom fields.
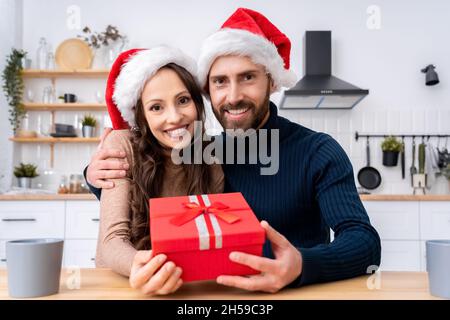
left=105, top=46, right=197, bottom=129
left=197, top=8, right=297, bottom=92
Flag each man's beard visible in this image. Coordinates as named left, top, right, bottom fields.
left=212, top=87, right=271, bottom=131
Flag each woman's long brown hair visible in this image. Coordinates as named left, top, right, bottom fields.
left=128, top=63, right=214, bottom=250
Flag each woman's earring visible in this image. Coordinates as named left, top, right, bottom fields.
left=131, top=126, right=140, bottom=132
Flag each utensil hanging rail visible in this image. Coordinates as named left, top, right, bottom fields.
left=355, top=132, right=450, bottom=141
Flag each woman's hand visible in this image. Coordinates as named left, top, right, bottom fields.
left=129, top=250, right=183, bottom=295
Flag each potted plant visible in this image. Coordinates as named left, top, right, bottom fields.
left=381, top=136, right=402, bottom=166
left=81, top=114, right=97, bottom=138
left=14, top=162, right=39, bottom=188
left=2, top=48, right=27, bottom=135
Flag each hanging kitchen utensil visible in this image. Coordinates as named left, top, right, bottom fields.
left=437, top=136, right=449, bottom=169
left=418, top=139, right=426, bottom=174
left=413, top=138, right=427, bottom=194
left=401, top=137, right=405, bottom=179
left=410, top=137, right=417, bottom=186
left=357, top=137, right=382, bottom=190
left=425, top=136, right=439, bottom=189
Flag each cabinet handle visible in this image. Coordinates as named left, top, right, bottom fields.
left=0, top=259, right=6, bottom=262
left=91, top=258, right=96, bottom=261
left=1, top=218, right=36, bottom=222
left=91, top=218, right=100, bottom=222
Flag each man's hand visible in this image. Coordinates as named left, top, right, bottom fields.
left=216, top=220, right=302, bottom=293
left=86, top=128, right=129, bottom=189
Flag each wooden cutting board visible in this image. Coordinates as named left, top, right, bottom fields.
left=55, top=38, right=93, bottom=70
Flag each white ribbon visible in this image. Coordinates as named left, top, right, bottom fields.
left=189, top=194, right=223, bottom=250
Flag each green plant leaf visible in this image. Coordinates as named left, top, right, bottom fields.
left=381, top=136, right=402, bottom=152
left=2, top=48, right=27, bottom=134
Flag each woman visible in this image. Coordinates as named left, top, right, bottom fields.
left=95, top=47, right=224, bottom=296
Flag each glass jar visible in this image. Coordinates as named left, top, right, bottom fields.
left=69, top=174, right=83, bottom=194
left=36, top=37, right=49, bottom=69
left=58, top=175, right=69, bottom=194
left=38, top=165, right=60, bottom=192
left=42, top=86, right=51, bottom=104
left=46, top=52, right=55, bottom=70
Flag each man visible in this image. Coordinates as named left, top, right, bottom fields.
left=85, top=8, right=381, bottom=293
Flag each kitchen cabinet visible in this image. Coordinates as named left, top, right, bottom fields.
left=419, top=202, right=450, bottom=240
left=64, top=201, right=99, bottom=267
left=0, top=241, right=6, bottom=268
left=0, top=200, right=99, bottom=268
left=0, top=201, right=65, bottom=239
left=65, top=201, right=100, bottom=239
left=63, top=239, right=97, bottom=268
left=363, top=200, right=450, bottom=272
left=363, top=201, right=420, bottom=240
left=363, top=201, right=422, bottom=271
left=379, top=240, right=422, bottom=271
left=1, top=197, right=449, bottom=271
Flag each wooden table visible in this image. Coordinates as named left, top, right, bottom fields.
left=0, top=268, right=440, bottom=300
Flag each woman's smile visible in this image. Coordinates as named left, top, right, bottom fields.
left=164, top=124, right=191, bottom=141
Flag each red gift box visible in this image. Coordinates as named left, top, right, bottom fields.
left=149, top=192, right=265, bottom=282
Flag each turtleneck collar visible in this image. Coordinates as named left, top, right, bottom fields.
left=259, top=101, right=280, bottom=131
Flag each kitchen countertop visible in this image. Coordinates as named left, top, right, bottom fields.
left=1, top=194, right=449, bottom=201
left=0, top=269, right=439, bottom=300
left=0, top=193, right=97, bottom=200
left=358, top=194, right=450, bottom=201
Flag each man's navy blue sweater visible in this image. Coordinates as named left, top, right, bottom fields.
left=86, top=102, right=381, bottom=287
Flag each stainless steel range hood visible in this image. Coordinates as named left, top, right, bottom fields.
left=280, top=31, right=369, bottom=109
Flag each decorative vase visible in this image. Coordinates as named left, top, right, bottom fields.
left=17, top=177, right=32, bottom=188
left=103, top=40, right=126, bottom=69
left=91, top=48, right=104, bottom=69
left=82, top=125, right=95, bottom=138
left=382, top=151, right=399, bottom=167
left=104, top=46, right=116, bottom=69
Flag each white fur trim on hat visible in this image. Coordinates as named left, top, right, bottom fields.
left=198, top=28, right=297, bottom=92
left=113, top=46, right=197, bottom=127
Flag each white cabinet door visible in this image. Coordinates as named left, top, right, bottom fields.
left=420, top=241, right=427, bottom=272
left=0, top=201, right=65, bottom=239
left=363, top=201, right=420, bottom=240
left=419, top=202, right=450, bottom=240
left=0, top=240, right=6, bottom=268
left=380, top=240, right=421, bottom=271
left=63, top=239, right=97, bottom=268
left=65, top=201, right=100, bottom=239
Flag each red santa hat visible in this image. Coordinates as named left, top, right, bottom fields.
left=105, top=46, right=197, bottom=129
left=197, top=8, right=297, bottom=92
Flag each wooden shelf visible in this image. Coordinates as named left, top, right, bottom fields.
left=16, top=69, right=107, bottom=169
left=21, top=69, right=109, bottom=78
left=9, top=137, right=100, bottom=143
left=23, top=103, right=107, bottom=111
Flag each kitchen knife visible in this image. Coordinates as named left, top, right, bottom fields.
left=410, top=139, right=417, bottom=186
left=401, top=138, right=405, bottom=179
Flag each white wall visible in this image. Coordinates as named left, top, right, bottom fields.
left=1, top=0, right=449, bottom=193
left=0, top=0, right=23, bottom=192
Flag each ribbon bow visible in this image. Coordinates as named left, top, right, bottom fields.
left=170, top=201, right=241, bottom=226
